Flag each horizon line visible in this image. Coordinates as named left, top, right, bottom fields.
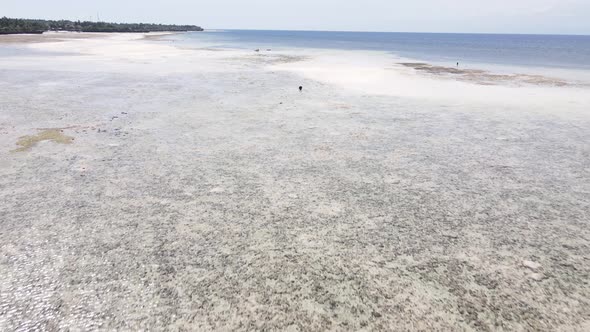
left=4, top=16, right=589, bottom=36
left=205, top=28, right=590, bottom=37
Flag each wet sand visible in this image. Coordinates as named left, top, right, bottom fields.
left=398, top=62, right=572, bottom=87
left=1, top=33, right=590, bottom=331
left=0, top=32, right=106, bottom=44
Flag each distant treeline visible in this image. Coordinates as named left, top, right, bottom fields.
left=0, top=17, right=203, bottom=34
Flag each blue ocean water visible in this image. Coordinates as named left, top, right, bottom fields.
left=174, top=30, right=590, bottom=70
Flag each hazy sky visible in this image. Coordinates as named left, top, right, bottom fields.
left=3, top=0, right=590, bottom=34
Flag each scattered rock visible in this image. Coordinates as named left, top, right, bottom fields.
left=330, top=300, right=337, bottom=309
left=522, top=260, right=542, bottom=271
left=442, top=233, right=459, bottom=239
left=529, top=273, right=545, bottom=281
left=558, top=262, right=577, bottom=270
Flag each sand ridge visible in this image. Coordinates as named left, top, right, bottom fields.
left=398, top=62, right=574, bottom=87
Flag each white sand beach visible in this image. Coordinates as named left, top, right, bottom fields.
left=1, top=32, right=589, bottom=331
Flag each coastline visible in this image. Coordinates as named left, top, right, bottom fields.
left=1, top=32, right=590, bottom=331
left=269, top=49, right=590, bottom=108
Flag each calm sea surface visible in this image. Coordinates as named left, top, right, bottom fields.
left=174, top=30, right=590, bottom=70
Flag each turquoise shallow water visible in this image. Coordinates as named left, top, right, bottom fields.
left=174, top=30, right=590, bottom=70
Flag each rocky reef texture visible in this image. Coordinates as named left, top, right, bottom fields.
left=0, top=33, right=589, bottom=331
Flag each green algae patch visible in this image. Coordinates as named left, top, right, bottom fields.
left=12, top=129, right=74, bottom=152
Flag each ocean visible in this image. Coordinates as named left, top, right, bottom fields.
left=172, top=30, right=590, bottom=71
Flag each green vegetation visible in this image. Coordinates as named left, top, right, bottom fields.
left=0, top=17, right=203, bottom=34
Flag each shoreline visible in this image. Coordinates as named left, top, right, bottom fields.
left=165, top=31, right=590, bottom=88
left=3, top=32, right=590, bottom=108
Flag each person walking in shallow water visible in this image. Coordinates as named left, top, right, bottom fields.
left=457, top=62, right=459, bottom=67
left=299, top=86, right=303, bottom=92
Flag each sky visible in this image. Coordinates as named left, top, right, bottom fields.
left=2, top=0, right=590, bottom=35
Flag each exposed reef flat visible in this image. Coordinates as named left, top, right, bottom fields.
left=0, top=32, right=589, bottom=331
